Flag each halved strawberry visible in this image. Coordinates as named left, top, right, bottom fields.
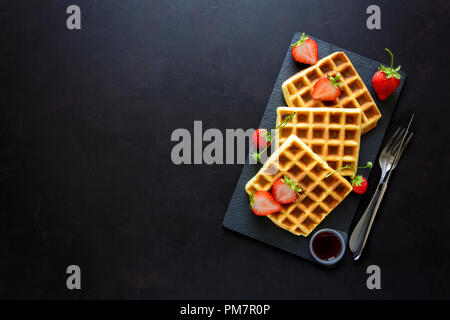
left=291, top=33, right=318, bottom=65
left=251, top=128, right=270, bottom=149
left=312, top=74, right=342, bottom=101
left=249, top=191, right=281, bottom=216
left=271, top=176, right=302, bottom=204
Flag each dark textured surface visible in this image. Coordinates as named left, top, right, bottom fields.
left=1, top=0, right=449, bottom=299
left=223, top=33, right=405, bottom=263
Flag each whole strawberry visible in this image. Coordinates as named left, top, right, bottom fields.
left=251, top=128, right=270, bottom=149
left=372, top=48, right=401, bottom=101
left=251, top=112, right=295, bottom=163
left=351, top=175, right=368, bottom=195
left=325, top=161, right=372, bottom=195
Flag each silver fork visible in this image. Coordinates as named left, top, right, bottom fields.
left=349, top=115, right=414, bottom=260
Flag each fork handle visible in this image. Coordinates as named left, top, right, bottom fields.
left=349, top=171, right=391, bottom=260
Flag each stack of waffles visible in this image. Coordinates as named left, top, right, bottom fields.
left=245, top=52, right=381, bottom=236
left=281, top=52, right=381, bottom=134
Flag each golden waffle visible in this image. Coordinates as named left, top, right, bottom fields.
left=281, top=52, right=381, bottom=134
left=276, top=107, right=361, bottom=177
left=245, top=135, right=352, bottom=236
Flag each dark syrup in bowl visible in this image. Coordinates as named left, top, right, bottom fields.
left=312, top=231, right=343, bottom=261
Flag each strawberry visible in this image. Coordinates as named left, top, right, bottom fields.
left=251, top=128, right=270, bottom=149
left=252, top=112, right=296, bottom=163
left=249, top=191, right=281, bottom=216
left=351, top=175, right=368, bottom=194
left=372, top=48, right=401, bottom=101
left=325, top=161, right=372, bottom=195
left=291, top=33, right=318, bottom=65
left=272, top=176, right=302, bottom=204
left=312, top=74, right=342, bottom=101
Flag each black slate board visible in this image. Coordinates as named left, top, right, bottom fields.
left=223, top=33, right=406, bottom=264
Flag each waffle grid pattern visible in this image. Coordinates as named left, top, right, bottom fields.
left=245, top=135, right=352, bottom=236
left=276, top=107, right=361, bottom=177
left=281, top=52, right=381, bottom=134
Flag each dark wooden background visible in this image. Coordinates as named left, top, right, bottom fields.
left=1, top=0, right=449, bottom=299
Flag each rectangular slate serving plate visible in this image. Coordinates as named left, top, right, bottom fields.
left=223, top=33, right=406, bottom=264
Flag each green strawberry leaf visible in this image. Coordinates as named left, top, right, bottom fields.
left=277, top=112, right=296, bottom=129
left=327, top=74, right=342, bottom=88
left=263, top=130, right=271, bottom=143
left=281, top=175, right=302, bottom=196
left=290, top=33, right=309, bottom=48
left=378, top=48, right=402, bottom=80
left=249, top=193, right=254, bottom=208
left=351, top=175, right=364, bottom=187
left=326, top=161, right=373, bottom=178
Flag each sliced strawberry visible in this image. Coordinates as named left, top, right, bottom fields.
left=291, top=33, right=318, bottom=65
left=249, top=191, right=281, bottom=216
left=312, top=75, right=342, bottom=101
left=271, top=176, right=302, bottom=204
left=251, top=128, right=270, bottom=149
left=352, top=175, right=368, bottom=194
